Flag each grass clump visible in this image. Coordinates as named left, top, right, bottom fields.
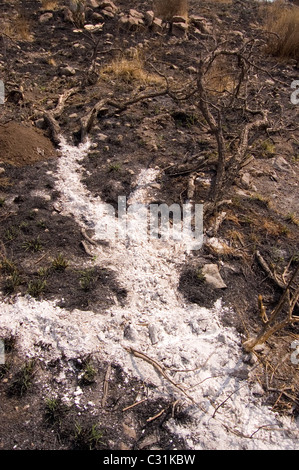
left=153, top=0, right=188, bottom=21
left=79, top=269, right=96, bottom=291
left=73, top=422, right=104, bottom=450
left=51, top=253, right=69, bottom=272
left=100, top=52, right=163, bottom=86
left=22, top=236, right=43, bottom=253
left=44, top=397, right=68, bottom=425
left=78, top=358, right=97, bottom=386
left=8, top=359, right=36, bottom=397
left=27, top=278, right=47, bottom=298
left=262, top=0, right=299, bottom=61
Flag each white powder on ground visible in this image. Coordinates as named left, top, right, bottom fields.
left=0, top=137, right=298, bottom=450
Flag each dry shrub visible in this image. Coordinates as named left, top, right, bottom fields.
left=263, top=0, right=299, bottom=61
left=2, top=10, right=33, bottom=41
left=100, top=52, right=164, bottom=86
left=153, top=0, right=188, bottom=21
left=204, top=55, right=238, bottom=95
left=40, top=0, right=59, bottom=9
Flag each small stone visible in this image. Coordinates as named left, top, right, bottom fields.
left=273, top=156, right=292, bottom=172
left=35, top=118, right=46, bottom=129
left=124, top=324, right=138, bottom=342
left=251, top=383, right=265, bottom=397
left=99, top=1, right=118, bottom=12
left=129, top=9, right=144, bottom=20
left=86, top=0, right=100, bottom=7
left=98, top=133, right=108, bottom=142
left=122, top=423, right=137, bottom=440
left=151, top=17, right=163, bottom=33
left=202, top=264, right=227, bottom=289
left=171, top=22, right=188, bottom=37
left=240, top=172, right=251, bottom=189
left=59, top=65, right=76, bottom=76
left=148, top=324, right=159, bottom=345
left=39, top=12, right=53, bottom=23
left=172, top=15, right=187, bottom=23
left=144, top=10, right=154, bottom=26
left=101, top=9, right=115, bottom=18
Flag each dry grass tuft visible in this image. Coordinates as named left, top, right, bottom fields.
left=100, top=53, right=164, bottom=86
left=262, top=0, right=299, bottom=61
left=40, top=0, right=59, bottom=10
left=205, top=55, right=238, bottom=95
left=153, top=0, right=189, bottom=21
left=2, top=10, right=33, bottom=41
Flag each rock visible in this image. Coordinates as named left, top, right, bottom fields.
left=39, top=12, right=53, bottom=23
left=122, top=423, right=137, bottom=440
left=98, top=133, right=108, bottom=142
left=144, top=10, right=155, bottom=26
left=101, top=9, right=115, bottom=18
left=187, top=66, right=197, bottom=74
left=202, top=264, right=227, bottom=289
left=129, top=9, right=144, bottom=20
left=35, top=118, right=46, bottom=129
left=119, top=15, right=142, bottom=31
left=190, top=15, right=212, bottom=34
left=171, top=22, right=188, bottom=37
left=251, top=383, right=265, bottom=397
left=98, top=1, right=117, bottom=12
left=86, top=0, right=100, bottom=7
left=172, top=15, right=187, bottom=24
left=240, top=172, right=251, bottom=190
left=123, top=324, right=138, bottom=342
left=148, top=324, right=159, bottom=345
left=59, top=65, right=76, bottom=76
left=91, top=12, right=103, bottom=21
left=151, top=17, right=163, bottom=33
left=273, top=156, right=293, bottom=172
left=62, top=7, right=74, bottom=23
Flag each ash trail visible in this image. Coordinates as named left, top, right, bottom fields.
left=52, top=137, right=299, bottom=450
left=55, top=137, right=204, bottom=323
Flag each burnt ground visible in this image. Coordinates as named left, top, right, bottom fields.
left=0, top=0, right=299, bottom=450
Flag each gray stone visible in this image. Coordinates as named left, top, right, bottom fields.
left=240, top=172, right=251, bottom=189
left=251, top=383, right=265, bottom=397
left=123, top=324, right=138, bottom=342
left=202, top=264, right=227, bottom=289
left=273, top=156, right=292, bottom=172
left=148, top=324, right=159, bottom=345
left=59, top=65, right=76, bottom=76
left=171, top=22, right=188, bottom=37
left=144, top=10, right=154, bottom=26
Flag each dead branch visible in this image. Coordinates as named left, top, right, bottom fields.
left=243, top=264, right=299, bottom=351
left=79, top=89, right=170, bottom=142
left=123, top=345, right=195, bottom=403
left=43, top=86, right=81, bottom=146
left=101, top=363, right=111, bottom=407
